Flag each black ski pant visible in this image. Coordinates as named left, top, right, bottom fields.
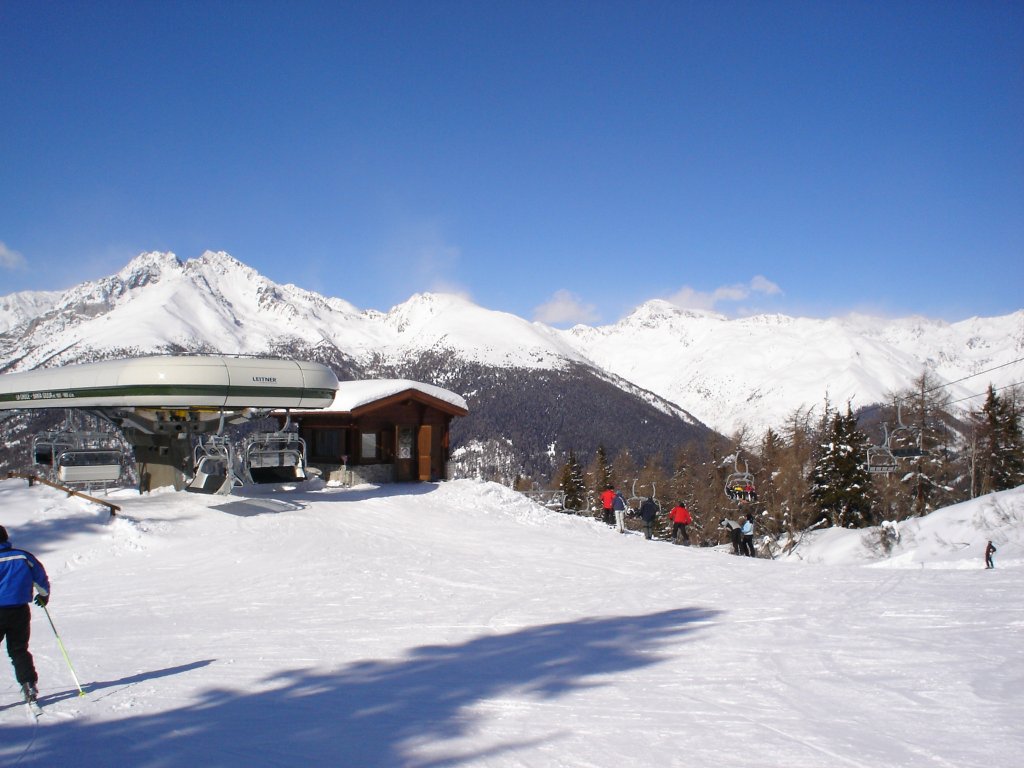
left=742, top=535, right=755, bottom=557
left=730, top=529, right=742, bottom=554
left=0, top=605, right=37, bottom=685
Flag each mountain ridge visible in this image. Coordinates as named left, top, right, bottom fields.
left=2, top=250, right=1021, bottom=441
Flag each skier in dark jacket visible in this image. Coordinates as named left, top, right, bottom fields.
left=0, top=525, right=50, bottom=703
left=985, top=540, right=997, bottom=569
left=612, top=491, right=628, bottom=534
left=638, top=496, right=660, bottom=540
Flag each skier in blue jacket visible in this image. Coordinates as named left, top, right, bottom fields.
left=741, top=514, right=756, bottom=557
left=0, top=525, right=50, bottom=703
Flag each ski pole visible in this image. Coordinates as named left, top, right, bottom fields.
left=41, top=604, right=87, bottom=697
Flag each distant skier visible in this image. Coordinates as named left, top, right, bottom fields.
left=985, top=540, right=997, bottom=569
left=638, top=496, right=660, bottom=540
left=741, top=513, right=756, bottom=557
left=669, top=502, right=692, bottom=545
left=600, top=485, right=616, bottom=526
left=613, top=490, right=628, bottom=534
left=720, top=518, right=742, bottom=555
left=0, top=525, right=50, bottom=704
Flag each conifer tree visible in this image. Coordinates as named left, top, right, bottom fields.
left=808, top=404, right=879, bottom=527
left=558, top=449, right=587, bottom=512
left=664, top=447, right=701, bottom=542
left=583, top=444, right=614, bottom=518
left=774, top=405, right=818, bottom=532
left=889, top=372, right=961, bottom=516
left=971, top=385, right=1024, bottom=495
left=594, top=444, right=613, bottom=491
left=665, top=447, right=690, bottom=510
left=755, top=427, right=785, bottom=537
left=612, top=448, right=639, bottom=510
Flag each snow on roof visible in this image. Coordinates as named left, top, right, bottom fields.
left=318, top=379, right=468, bottom=414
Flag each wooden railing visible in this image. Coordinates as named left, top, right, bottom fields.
left=520, top=489, right=567, bottom=511
left=5, top=471, right=121, bottom=518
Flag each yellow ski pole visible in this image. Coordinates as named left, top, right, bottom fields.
left=41, top=603, right=87, bottom=697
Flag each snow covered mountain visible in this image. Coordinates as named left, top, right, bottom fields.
left=0, top=251, right=584, bottom=375
left=1, top=250, right=1021, bottom=441
left=564, top=301, right=1024, bottom=435
left=0, top=289, right=62, bottom=335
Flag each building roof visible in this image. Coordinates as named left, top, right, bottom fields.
left=283, top=379, right=468, bottom=417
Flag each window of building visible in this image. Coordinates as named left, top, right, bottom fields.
left=311, top=429, right=340, bottom=460
left=398, top=427, right=414, bottom=459
left=360, top=431, right=378, bottom=461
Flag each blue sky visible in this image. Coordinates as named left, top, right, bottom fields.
left=2, top=1, right=1022, bottom=325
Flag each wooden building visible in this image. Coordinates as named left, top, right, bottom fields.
left=281, top=379, right=468, bottom=485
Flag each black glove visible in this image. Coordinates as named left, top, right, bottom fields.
left=33, top=594, right=48, bottom=607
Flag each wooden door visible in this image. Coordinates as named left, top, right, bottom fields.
left=417, top=425, right=432, bottom=481
left=396, top=427, right=415, bottom=482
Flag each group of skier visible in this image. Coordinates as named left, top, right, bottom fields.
left=599, top=484, right=699, bottom=547
left=720, top=514, right=757, bottom=556
left=600, top=482, right=765, bottom=555
left=726, top=483, right=758, bottom=502
left=594, top=491, right=1002, bottom=570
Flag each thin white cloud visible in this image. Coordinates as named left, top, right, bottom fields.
left=668, top=275, right=782, bottom=312
left=385, top=220, right=472, bottom=302
left=0, top=241, right=27, bottom=271
left=533, top=289, right=600, bottom=326
left=414, top=241, right=474, bottom=299
left=428, top=277, right=474, bottom=302
left=750, top=275, right=782, bottom=296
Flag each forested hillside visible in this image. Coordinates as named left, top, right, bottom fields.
left=550, top=372, right=1024, bottom=549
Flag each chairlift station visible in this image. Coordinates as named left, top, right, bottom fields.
left=0, top=355, right=338, bottom=492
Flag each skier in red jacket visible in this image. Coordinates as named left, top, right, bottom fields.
left=600, top=485, right=616, bottom=527
left=668, top=503, right=693, bottom=545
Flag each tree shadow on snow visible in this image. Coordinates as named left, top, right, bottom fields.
left=6, top=607, right=719, bottom=767
left=38, top=660, right=217, bottom=706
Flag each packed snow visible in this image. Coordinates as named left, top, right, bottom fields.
left=0, top=477, right=1021, bottom=767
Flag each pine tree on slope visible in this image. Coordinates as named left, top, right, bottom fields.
left=808, top=405, right=879, bottom=527
left=558, top=450, right=587, bottom=513
left=972, top=385, right=1024, bottom=495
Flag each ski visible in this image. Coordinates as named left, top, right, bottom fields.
left=21, top=683, right=42, bottom=719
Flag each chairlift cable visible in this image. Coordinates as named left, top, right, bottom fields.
left=856, top=356, right=1024, bottom=417
left=860, top=371, right=1023, bottom=472
left=942, top=380, right=1024, bottom=409
left=914, top=356, right=1024, bottom=399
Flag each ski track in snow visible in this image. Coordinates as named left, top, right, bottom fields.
left=0, top=478, right=1021, bottom=767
